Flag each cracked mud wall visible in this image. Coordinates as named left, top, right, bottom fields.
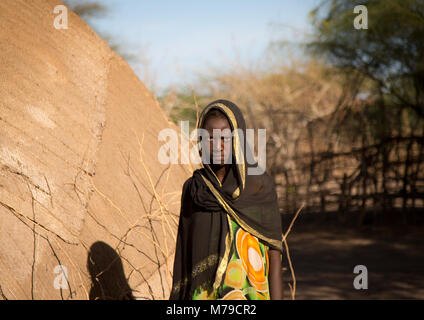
left=0, top=0, right=194, bottom=299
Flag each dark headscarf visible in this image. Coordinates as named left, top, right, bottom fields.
left=169, top=99, right=283, bottom=300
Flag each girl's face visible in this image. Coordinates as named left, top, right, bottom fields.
left=203, top=116, right=233, bottom=165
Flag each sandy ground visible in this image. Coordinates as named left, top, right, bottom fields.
left=281, top=214, right=424, bottom=300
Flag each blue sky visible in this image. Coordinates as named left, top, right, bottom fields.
left=89, top=0, right=320, bottom=92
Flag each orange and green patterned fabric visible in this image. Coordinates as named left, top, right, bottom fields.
left=193, top=217, right=270, bottom=300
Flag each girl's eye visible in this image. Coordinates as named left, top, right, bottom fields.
left=206, top=136, right=232, bottom=142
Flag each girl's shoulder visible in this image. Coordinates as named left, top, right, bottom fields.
left=182, top=176, right=193, bottom=195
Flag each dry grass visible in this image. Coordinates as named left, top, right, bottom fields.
left=282, top=202, right=305, bottom=300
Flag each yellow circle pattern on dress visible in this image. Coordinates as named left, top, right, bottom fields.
left=221, top=289, right=247, bottom=300
left=192, top=218, right=270, bottom=300
left=236, top=228, right=268, bottom=292
left=223, top=259, right=245, bottom=289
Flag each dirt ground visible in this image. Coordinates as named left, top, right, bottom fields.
left=281, top=212, right=424, bottom=300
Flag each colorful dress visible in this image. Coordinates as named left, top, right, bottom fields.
left=192, top=217, right=270, bottom=300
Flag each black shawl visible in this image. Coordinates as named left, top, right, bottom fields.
left=169, top=99, right=283, bottom=300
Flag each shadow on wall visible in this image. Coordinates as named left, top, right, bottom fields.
left=87, top=241, right=135, bottom=300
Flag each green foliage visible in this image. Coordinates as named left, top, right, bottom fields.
left=308, top=0, right=424, bottom=118
left=62, top=0, right=137, bottom=63
left=158, top=90, right=202, bottom=132
left=64, top=1, right=107, bottom=20
left=62, top=0, right=107, bottom=22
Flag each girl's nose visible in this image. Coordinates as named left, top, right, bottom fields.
left=213, top=139, right=224, bottom=151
